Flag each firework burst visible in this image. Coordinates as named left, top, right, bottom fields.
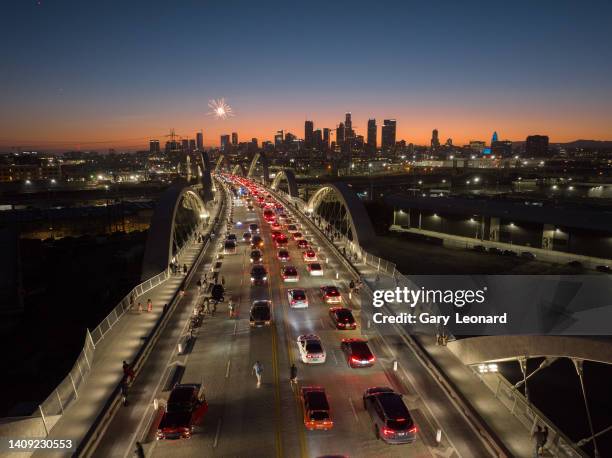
left=208, top=98, right=234, bottom=119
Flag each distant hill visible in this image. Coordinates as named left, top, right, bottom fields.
left=561, top=139, right=612, bottom=149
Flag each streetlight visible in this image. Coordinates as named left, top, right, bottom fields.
left=25, top=179, right=31, bottom=185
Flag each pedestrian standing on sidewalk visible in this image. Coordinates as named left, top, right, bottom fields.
left=532, top=425, right=545, bottom=457
left=252, top=360, right=263, bottom=388
left=147, top=298, right=152, bottom=312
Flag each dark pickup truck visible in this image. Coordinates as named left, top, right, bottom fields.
left=156, top=384, right=208, bottom=440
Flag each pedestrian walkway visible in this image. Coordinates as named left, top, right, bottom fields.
left=31, top=239, right=205, bottom=458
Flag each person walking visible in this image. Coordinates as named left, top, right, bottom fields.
left=221, top=276, right=226, bottom=287
left=122, top=360, right=135, bottom=382
left=532, top=425, right=545, bottom=457
left=252, top=360, right=264, bottom=388
left=147, top=298, right=152, bottom=313
left=290, top=363, right=298, bottom=385
left=183, top=264, right=188, bottom=275
left=137, top=301, right=142, bottom=313
left=197, top=279, right=202, bottom=293
left=120, top=376, right=129, bottom=406
left=349, top=280, right=355, bottom=293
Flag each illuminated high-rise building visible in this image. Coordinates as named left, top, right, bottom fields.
left=322, top=128, right=330, bottom=150
left=431, top=129, right=440, bottom=151
left=344, top=113, right=354, bottom=139
left=336, top=123, right=345, bottom=145
left=149, top=139, right=160, bottom=154
left=274, top=130, right=284, bottom=148
left=381, top=119, right=396, bottom=150
left=189, top=139, right=196, bottom=152
left=181, top=139, right=190, bottom=152
left=367, top=119, right=377, bottom=150
left=196, top=131, right=204, bottom=150
left=231, top=132, right=238, bottom=145
left=304, top=120, right=314, bottom=147
left=220, top=135, right=230, bottom=151
left=491, top=131, right=498, bottom=145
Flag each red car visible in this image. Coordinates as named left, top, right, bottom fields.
left=271, top=230, right=283, bottom=240
left=329, top=307, right=357, bottom=330
left=275, top=234, right=289, bottom=248
left=157, top=384, right=208, bottom=440
left=297, top=239, right=309, bottom=249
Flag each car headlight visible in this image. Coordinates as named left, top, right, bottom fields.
left=250, top=277, right=255, bottom=280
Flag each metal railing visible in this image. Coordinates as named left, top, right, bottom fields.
left=32, top=190, right=224, bottom=437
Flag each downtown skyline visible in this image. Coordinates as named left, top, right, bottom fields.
left=2, top=0, right=612, bottom=151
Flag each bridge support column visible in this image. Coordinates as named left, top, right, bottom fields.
left=488, top=217, right=500, bottom=241
left=574, top=359, right=600, bottom=457
left=542, top=224, right=555, bottom=250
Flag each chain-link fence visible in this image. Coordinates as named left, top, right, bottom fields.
left=32, top=190, right=223, bottom=436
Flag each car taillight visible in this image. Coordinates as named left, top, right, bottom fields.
left=382, top=426, right=394, bottom=437
left=291, top=300, right=296, bottom=304
left=338, top=323, right=345, bottom=327
left=408, top=425, right=418, bottom=433
left=351, top=356, right=360, bottom=362
left=368, top=355, right=376, bottom=362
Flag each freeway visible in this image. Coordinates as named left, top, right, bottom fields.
left=94, top=176, right=495, bottom=457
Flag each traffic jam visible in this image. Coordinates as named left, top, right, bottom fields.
left=224, top=174, right=419, bottom=447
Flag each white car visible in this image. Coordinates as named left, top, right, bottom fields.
left=307, top=263, right=324, bottom=276
left=286, top=224, right=299, bottom=233
left=297, top=334, right=326, bottom=364
left=287, top=288, right=308, bottom=308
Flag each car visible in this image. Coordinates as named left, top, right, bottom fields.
left=250, top=265, right=268, bottom=285
left=250, top=249, right=263, bottom=263
left=329, top=307, right=357, bottom=330
left=271, top=230, right=283, bottom=240
left=596, top=265, right=611, bottom=273
left=274, top=203, right=284, bottom=210
left=249, top=300, right=272, bottom=327
left=227, top=233, right=237, bottom=242
left=278, top=214, right=288, bottom=223
left=296, top=239, right=309, bottom=249
left=473, top=244, right=487, bottom=252
left=488, top=247, right=502, bottom=255
left=243, top=232, right=252, bottom=242
left=287, top=288, right=308, bottom=308
left=341, top=338, right=375, bottom=368
left=521, top=251, right=536, bottom=260
left=270, top=221, right=282, bottom=231
left=320, top=285, right=342, bottom=304
left=307, top=263, right=324, bottom=276
left=156, top=384, right=208, bottom=440
left=247, top=204, right=254, bottom=211
left=303, top=249, right=318, bottom=262
left=363, top=387, right=417, bottom=444
left=274, top=234, right=289, bottom=248
left=223, top=240, right=236, bottom=254
left=251, top=235, right=264, bottom=249
left=292, top=232, right=304, bottom=240
left=249, top=223, right=259, bottom=234
left=502, top=249, right=517, bottom=256
left=277, top=249, right=290, bottom=262
left=286, top=224, right=299, bottom=233
left=281, top=265, right=299, bottom=282
left=301, top=387, right=333, bottom=431
left=263, top=209, right=275, bottom=222
left=297, top=334, right=326, bottom=363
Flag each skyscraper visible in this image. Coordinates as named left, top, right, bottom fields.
left=182, top=139, right=190, bottom=152
left=322, top=128, right=330, bottom=150
left=274, top=130, right=284, bottom=148
left=526, top=135, right=549, bottom=156
left=367, top=119, right=377, bottom=150
left=149, top=139, right=160, bottom=154
left=251, top=138, right=258, bottom=148
left=344, top=113, right=354, bottom=140
left=304, top=120, right=314, bottom=147
left=220, top=135, right=230, bottom=151
left=431, top=129, right=440, bottom=151
left=189, top=139, right=196, bottom=152
left=491, top=131, right=498, bottom=145
left=196, top=131, right=204, bottom=150
left=313, top=129, right=322, bottom=149
left=336, top=123, right=345, bottom=146
left=381, top=119, right=396, bottom=150
left=231, top=132, right=238, bottom=145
